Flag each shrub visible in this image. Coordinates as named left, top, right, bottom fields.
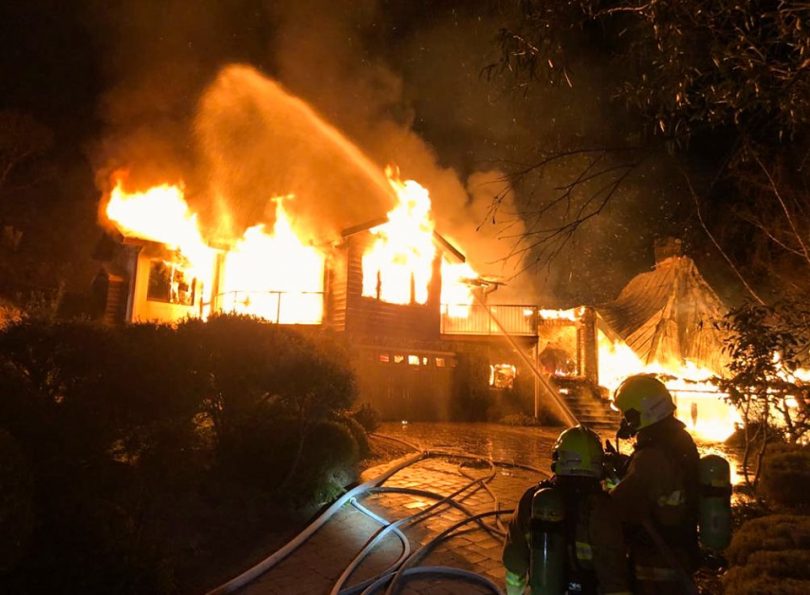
left=340, top=414, right=371, bottom=458
left=726, top=514, right=810, bottom=566
left=724, top=514, right=810, bottom=594
left=295, top=420, right=359, bottom=504
left=351, top=402, right=380, bottom=434
left=0, top=429, right=33, bottom=574
left=758, top=445, right=810, bottom=511
left=0, top=315, right=360, bottom=592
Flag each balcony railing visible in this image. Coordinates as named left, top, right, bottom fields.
left=215, top=290, right=324, bottom=325
left=440, top=304, right=538, bottom=336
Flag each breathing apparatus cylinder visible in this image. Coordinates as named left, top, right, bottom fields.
left=529, top=487, right=566, bottom=594
left=698, top=454, right=732, bottom=551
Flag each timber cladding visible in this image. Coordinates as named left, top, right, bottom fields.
left=330, top=230, right=442, bottom=344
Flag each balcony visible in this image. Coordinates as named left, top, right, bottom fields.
left=440, top=304, right=538, bottom=336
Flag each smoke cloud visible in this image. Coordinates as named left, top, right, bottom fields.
left=87, top=0, right=683, bottom=305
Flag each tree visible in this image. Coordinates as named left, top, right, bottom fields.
left=0, top=111, right=52, bottom=196
left=717, top=302, right=810, bottom=488
left=493, top=1, right=810, bottom=296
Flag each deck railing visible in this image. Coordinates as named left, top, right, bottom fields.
left=440, top=304, right=538, bottom=336
left=215, top=290, right=324, bottom=324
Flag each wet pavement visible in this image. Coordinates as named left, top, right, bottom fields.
left=234, top=421, right=741, bottom=594
left=237, top=423, right=561, bottom=595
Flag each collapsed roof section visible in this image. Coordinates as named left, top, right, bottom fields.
left=598, top=239, right=729, bottom=374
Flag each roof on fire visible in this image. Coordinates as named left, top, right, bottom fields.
left=340, top=219, right=466, bottom=263
left=597, top=254, right=729, bottom=373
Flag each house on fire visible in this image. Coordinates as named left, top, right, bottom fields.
left=96, top=228, right=728, bottom=428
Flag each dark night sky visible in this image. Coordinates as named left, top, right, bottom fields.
left=0, top=1, right=743, bottom=304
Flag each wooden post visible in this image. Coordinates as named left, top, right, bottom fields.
left=533, top=342, right=541, bottom=419
left=581, top=307, right=599, bottom=384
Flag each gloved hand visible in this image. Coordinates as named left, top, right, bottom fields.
left=603, top=440, right=630, bottom=487
left=505, top=570, right=527, bottom=595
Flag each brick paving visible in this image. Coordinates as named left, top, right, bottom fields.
left=238, top=423, right=561, bottom=595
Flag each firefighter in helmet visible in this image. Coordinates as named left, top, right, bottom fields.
left=502, top=425, right=630, bottom=595
left=609, top=374, right=700, bottom=594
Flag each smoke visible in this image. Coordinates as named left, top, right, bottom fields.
left=88, top=0, right=680, bottom=304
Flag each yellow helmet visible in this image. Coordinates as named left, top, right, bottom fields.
left=613, top=374, right=675, bottom=434
left=552, top=425, right=603, bottom=478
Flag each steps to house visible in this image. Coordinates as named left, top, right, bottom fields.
left=551, top=377, right=621, bottom=430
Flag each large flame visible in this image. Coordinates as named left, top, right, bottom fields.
left=105, top=178, right=214, bottom=286
left=104, top=178, right=326, bottom=324
left=597, top=331, right=740, bottom=441
left=362, top=168, right=437, bottom=305
left=441, top=261, right=477, bottom=318
left=218, top=198, right=325, bottom=324
left=361, top=167, right=480, bottom=310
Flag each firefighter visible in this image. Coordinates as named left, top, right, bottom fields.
left=610, top=374, right=700, bottom=594
left=502, top=425, right=631, bottom=595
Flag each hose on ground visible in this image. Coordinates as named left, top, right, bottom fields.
left=207, top=433, right=547, bottom=595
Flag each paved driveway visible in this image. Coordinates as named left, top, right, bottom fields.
left=238, top=423, right=562, bottom=595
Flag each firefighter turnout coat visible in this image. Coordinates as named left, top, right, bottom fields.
left=503, top=476, right=631, bottom=594
left=610, top=416, right=700, bottom=593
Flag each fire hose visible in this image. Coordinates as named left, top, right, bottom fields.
left=205, top=433, right=549, bottom=595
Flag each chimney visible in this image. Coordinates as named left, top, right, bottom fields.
left=654, top=237, right=683, bottom=264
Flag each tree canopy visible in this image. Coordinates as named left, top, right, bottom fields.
left=496, top=0, right=810, bottom=302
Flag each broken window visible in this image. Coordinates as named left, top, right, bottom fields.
left=147, top=260, right=196, bottom=306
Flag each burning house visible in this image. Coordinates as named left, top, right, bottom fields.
left=96, top=169, right=747, bottom=440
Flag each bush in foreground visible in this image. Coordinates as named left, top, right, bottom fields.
left=724, top=514, right=810, bottom=594
left=757, top=445, right=810, bottom=511
left=0, top=315, right=359, bottom=593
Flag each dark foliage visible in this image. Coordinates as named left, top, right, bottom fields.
left=724, top=514, right=810, bottom=594
left=451, top=350, right=492, bottom=421
left=350, top=402, right=381, bottom=434
left=0, top=315, right=358, bottom=593
left=716, top=302, right=810, bottom=486
left=758, top=444, right=810, bottom=512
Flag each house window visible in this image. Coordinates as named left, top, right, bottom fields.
left=378, top=353, right=390, bottom=363
left=393, top=354, right=405, bottom=364
left=408, top=355, right=420, bottom=366
left=435, top=357, right=446, bottom=368
left=489, top=364, right=517, bottom=389
left=147, top=260, right=196, bottom=306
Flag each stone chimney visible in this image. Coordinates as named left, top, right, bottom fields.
left=654, top=237, right=683, bottom=264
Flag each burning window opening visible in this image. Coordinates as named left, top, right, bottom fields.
left=147, top=259, right=197, bottom=306
left=489, top=364, right=517, bottom=389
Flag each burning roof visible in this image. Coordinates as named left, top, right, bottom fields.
left=598, top=240, right=729, bottom=374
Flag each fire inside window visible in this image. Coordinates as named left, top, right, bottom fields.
left=408, top=355, right=420, bottom=366
left=489, top=364, right=517, bottom=389
left=147, top=260, right=196, bottom=306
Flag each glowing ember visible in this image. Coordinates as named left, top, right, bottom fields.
left=218, top=198, right=325, bottom=324
left=362, top=168, right=436, bottom=305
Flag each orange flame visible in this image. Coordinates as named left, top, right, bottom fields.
left=361, top=168, right=437, bottom=305
left=597, top=331, right=740, bottom=442
left=104, top=178, right=326, bottom=324
left=105, top=178, right=214, bottom=286
left=218, top=198, right=325, bottom=324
